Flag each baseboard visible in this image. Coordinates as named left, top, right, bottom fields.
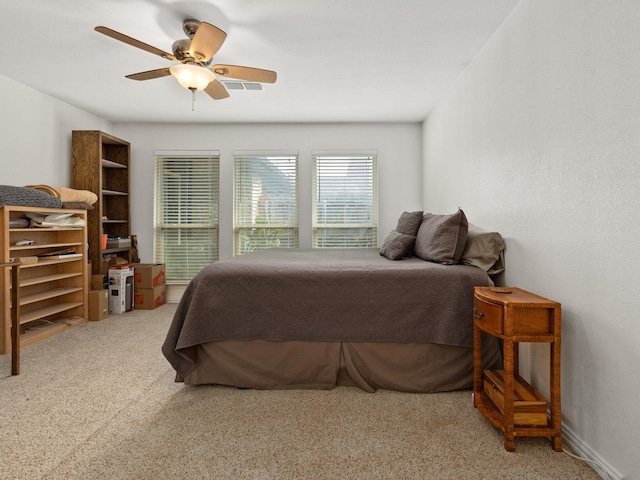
left=562, top=422, right=623, bottom=480
left=165, top=283, right=187, bottom=303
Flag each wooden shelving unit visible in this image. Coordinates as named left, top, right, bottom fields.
left=0, top=205, right=88, bottom=355
left=71, top=130, right=131, bottom=276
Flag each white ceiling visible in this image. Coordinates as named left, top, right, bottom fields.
left=0, top=0, right=520, bottom=124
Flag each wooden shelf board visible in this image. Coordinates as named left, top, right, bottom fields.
left=475, top=391, right=553, bottom=437
left=102, top=189, right=128, bottom=196
left=20, top=316, right=87, bottom=348
left=102, top=247, right=131, bottom=255
left=19, top=301, right=84, bottom=325
left=10, top=242, right=84, bottom=253
left=3, top=206, right=86, bottom=215
left=10, top=227, right=84, bottom=233
left=101, top=159, right=127, bottom=169
left=20, top=287, right=83, bottom=307
left=19, top=256, right=85, bottom=269
left=20, top=272, right=83, bottom=288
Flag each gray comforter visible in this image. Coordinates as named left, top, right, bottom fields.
left=163, top=248, right=493, bottom=377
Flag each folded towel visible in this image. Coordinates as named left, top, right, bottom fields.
left=54, top=187, right=98, bottom=204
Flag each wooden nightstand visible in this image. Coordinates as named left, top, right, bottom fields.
left=472, top=286, right=562, bottom=452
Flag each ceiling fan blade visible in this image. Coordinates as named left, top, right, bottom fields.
left=189, top=22, right=227, bottom=63
left=125, top=68, right=172, bottom=81
left=211, top=64, right=277, bottom=83
left=95, top=26, right=176, bottom=61
left=205, top=79, right=230, bottom=100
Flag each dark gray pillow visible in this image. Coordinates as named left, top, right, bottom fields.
left=395, top=211, right=423, bottom=256
left=396, top=211, right=423, bottom=236
left=0, top=185, right=63, bottom=209
left=414, top=209, right=469, bottom=264
left=379, top=230, right=416, bottom=260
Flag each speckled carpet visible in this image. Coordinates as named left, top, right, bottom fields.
left=0, top=304, right=600, bottom=479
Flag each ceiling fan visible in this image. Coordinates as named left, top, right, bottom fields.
left=95, top=19, right=277, bottom=102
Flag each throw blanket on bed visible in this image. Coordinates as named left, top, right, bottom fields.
left=163, top=248, right=493, bottom=377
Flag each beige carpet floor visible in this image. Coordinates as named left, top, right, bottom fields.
left=0, top=304, right=600, bottom=479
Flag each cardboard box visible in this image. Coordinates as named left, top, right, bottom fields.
left=108, top=255, right=130, bottom=267
left=108, top=264, right=134, bottom=314
left=89, top=289, right=109, bottom=321
left=134, top=263, right=166, bottom=288
left=134, top=284, right=167, bottom=310
left=101, top=255, right=129, bottom=277
left=91, top=274, right=106, bottom=290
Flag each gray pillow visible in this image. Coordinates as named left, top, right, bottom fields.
left=395, top=211, right=423, bottom=256
left=396, top=211, right=423, bottom=236
left=414, top=209, right=469, bottom=264
left=461, top=224, right=505, bottom=274
left=379, top=230, right=416, bottom=260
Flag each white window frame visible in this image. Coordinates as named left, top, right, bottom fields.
left=154, top=151, right=220, bottom=281
left=312, top=151, right=378, bottom=248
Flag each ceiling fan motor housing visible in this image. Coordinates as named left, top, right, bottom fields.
left=173, top=20, right=213, bottom=66
left=172, top=39, right=193, bottom=62
left=182, top=19, right=201, bottom=38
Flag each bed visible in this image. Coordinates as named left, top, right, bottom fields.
left=162, top=210, right=506, bottom=393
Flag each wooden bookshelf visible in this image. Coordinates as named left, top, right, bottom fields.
left=71, top=130, right=132, bottom=276
left=0, top=205, right=88, bottom=356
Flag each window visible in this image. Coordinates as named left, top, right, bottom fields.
left=233, top=152, right=298, bottom=255
left=312, top=152, right=378, bottom=248
left=154, top=152, right=220, bottom=281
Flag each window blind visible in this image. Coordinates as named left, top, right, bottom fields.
left=154, top=153, right=220, bottom=281
left=233, top=153, right=298, bottom=255
left=312, top=152, right=378, bottom=248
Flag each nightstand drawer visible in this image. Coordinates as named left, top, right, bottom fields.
left=473, top=296, right=503, bottom=334
left=474, top=287, right=558, bottom=336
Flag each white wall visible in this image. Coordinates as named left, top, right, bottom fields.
left=114, top=122, right=423, bottom=263
left=423, top=0, right=639, bottom=477
left=0, top=73, right=423, bottom=277
left=0, top=74, right=111, bottom=186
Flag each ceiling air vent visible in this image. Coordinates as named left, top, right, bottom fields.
left=223, top=82, right=263, bottom=91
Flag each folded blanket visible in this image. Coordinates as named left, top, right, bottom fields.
left=25, top=185, right=98, bottom=205
left=0, top=185, right=62, bottom=209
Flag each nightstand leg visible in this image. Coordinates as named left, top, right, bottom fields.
left=503, top=338, right=515, bottom=452
left=504, top=436, right=515, bottom=452
left=473, top=323, right=482, bottom=407
left=550, top=338, right=562, bottom=451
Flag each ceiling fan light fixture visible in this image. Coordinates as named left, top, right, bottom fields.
left=169, top=63, right=215, bottom=90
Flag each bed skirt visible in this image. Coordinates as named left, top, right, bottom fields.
left=179, top=334, right=502, bottom=393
